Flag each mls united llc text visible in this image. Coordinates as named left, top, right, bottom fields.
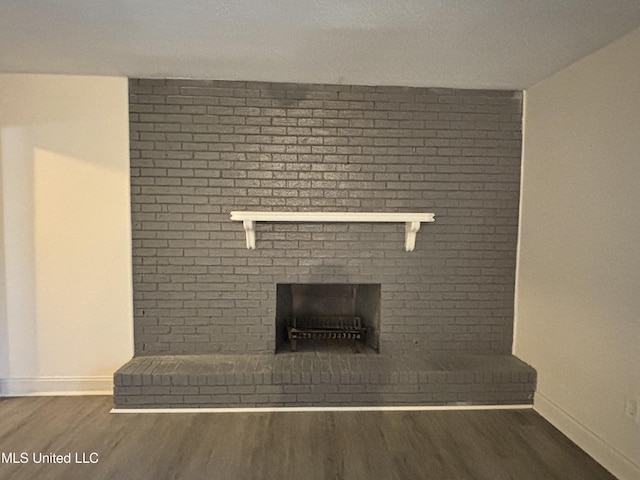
left=2, top=451, right=99, bottom=464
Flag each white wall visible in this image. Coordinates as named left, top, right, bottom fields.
left=515, top=28, right=640, bottom=479
left=0, top=74, right=133, bottom=395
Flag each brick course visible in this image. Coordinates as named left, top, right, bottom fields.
left=129, top=79, right=522, bottom=355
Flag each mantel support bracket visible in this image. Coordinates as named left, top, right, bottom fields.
left=405, top=221, right=421, bottom=252
left=243, top=220, right=256, bottom=249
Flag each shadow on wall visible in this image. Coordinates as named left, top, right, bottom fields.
left=0, top=135, right=132, bottom=383
left=0, top=126, right=39, bottom=383
left=0, top=75, right=134, bottom=396
left=32, top=147, right=129, bottom=376
left=0, top=130, right=8, bottom=384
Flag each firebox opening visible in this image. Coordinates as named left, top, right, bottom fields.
left=275, top=283, right=381, bottom=353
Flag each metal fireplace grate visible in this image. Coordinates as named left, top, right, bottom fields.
left=287, top=315, right=366, bottom=352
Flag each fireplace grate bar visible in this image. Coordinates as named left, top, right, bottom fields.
left=287, top=315, right=366, bottom=352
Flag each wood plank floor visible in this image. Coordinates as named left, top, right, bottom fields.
left=0, top=396, right=616, bottom=480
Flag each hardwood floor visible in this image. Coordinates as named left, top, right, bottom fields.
left=0, top=396, right=616, bottom=480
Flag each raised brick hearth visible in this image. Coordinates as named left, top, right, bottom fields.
left=114, top=352, right=535, bottom=408
left=116, top=78, right=534, bottom=408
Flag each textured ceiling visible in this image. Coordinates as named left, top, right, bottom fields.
left=1, top=0, right=640, bottom=89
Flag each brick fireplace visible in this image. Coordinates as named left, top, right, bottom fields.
left=114, top=79, right=535, bottom=408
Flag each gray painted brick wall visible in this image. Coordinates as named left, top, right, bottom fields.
left=129, top=79, right=522, bottom=356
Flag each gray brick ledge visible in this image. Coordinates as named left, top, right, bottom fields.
left=113, top=352, right=535, bottom=408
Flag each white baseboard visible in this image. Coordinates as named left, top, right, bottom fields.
left=534, top=392, right=640, bottom=480
left=0, top=376, right=112, bottom=396
left=111, top=404, right=533, bottom=414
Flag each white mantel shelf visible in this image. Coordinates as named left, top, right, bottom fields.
left=230, top=211, right=436, bottom=252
